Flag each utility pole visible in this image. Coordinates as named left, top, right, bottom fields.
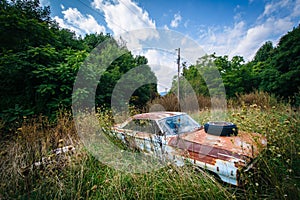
left=176, top=48, right=180, bottom=103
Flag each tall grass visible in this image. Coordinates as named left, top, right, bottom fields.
left=146, top=90, right=281, bottom=112
left=192, top=103, right=300, bottom=199
left=0, top=112, right=230, bottom=199
left=234, top=90, right=279, bottom=108
left=0, top=92, right=299, bottom=199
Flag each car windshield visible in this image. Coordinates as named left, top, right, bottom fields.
left=158, top=114, right=201, bottom=135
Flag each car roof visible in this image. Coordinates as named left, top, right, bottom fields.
left=132, top=112, right=185, bottom=120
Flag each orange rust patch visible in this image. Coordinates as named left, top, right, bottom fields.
left=168, top=136, right=247, bottom=162
left=187, top=151, right=217, bottom=165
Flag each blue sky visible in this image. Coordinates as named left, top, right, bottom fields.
left=41, top=0, right=300, bottom=92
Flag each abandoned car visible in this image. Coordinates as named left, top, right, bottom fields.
left=112, top=112, right=267, bottom=186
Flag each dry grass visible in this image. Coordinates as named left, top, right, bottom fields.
left=146, top=93, right=220, bottom=112
left=0, top=111, right=230, bottom=199
left=146, top=91, right=284, bottom=112
left=234, top=90, right=279, bottom=108
left=0, top=113, right=81, bottom=199
left=0, top=92, right=299, bottom=199
left=146, top=93, right=179, bottom=112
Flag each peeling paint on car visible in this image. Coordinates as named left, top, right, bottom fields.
left=112, top=112, right=267, bottom=186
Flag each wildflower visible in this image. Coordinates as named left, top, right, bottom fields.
left=91, top=185, right=97, bottom=191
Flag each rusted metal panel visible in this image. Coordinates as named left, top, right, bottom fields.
left=112, top=112, right=267, bottom=186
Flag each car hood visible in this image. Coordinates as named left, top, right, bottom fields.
left=168, top=128, right=267, bottom=163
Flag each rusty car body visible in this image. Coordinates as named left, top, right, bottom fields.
left=112, top=112, right=267, bottom=186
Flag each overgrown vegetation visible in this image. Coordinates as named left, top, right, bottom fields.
left=0, top=111, right=230, bottom=199
left=1, top=94, right=299, bottom=199
left=0, top=0, right=299, bottom=199
left=192, top=103, right=300, bottom=199
left=0, top=0, right=157, bottom=132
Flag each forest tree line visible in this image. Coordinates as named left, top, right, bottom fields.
left=0, top=0, right=299, bottom=129
left=0, top=0, right=157, bottom=126
left=170, top=26, right=300, bottom=104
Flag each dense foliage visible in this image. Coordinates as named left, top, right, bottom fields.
left=171, top=25, right=300, bottom=105
left=0, top=0, right=157, bottom=127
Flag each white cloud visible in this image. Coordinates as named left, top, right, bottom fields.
left=232, top=16, right=293, bottom=59
left=197, top=20, right=246, bottom=58
left=260, top=0, right=290, bottom=18
left=40, top=0, right=50, bottom=7
left=132, top=32, right=205, bottom=93
left=56, top=1, right=175, bottom=93
left=53, top=16, right=83, bottom=35
left=92, top=0, right=156, bottom=35
left=197, top=0, right=298, bottom=61
left=170, top=12, right=182, bottom=28
left=292, top=0, right=300, bottom=17
left=140, top=49, right=177, bottom=92
left=63, top=8, right=106, bottom=34
left=163, top=25, right=170, bottom=30
left=184, top=20, right=190, bottom=28
left=234, top=5, right=241, bottom=12
left=91, top=0, right=159, bottom=51
left=233, top=24, right=272, bottom=59
left=54, top=8, right=106, bottom=36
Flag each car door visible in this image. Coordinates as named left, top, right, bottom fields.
left=132, top=120, right=167, bottom=158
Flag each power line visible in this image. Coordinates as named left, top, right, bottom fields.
left=76, top=0, right=181, bottom=95
left=75, top=0, right=165, bottom=54
left=176, top=48, right=180, bottom=103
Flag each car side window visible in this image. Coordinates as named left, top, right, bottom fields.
left=123, top=119, right=162, bottom=135
left=149, top=120, right=162, bottom=135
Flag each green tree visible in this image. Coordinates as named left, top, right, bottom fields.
left=170, top=54, right=224, bottom=98
left=96, top=51, right=157, bottom=109
left=0, top=0, right=56, bottom=52
left=253, top=41, right=274, bottom=63
left=258, top=25, right=300, bottom=99
left=0, top=0, right=158, bottom=127
left=82, top=33, right=112, bottom=52
left=171, top=54, right=258, bottom=99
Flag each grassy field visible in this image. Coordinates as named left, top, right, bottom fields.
left=0, top=94, right=299, bottom=199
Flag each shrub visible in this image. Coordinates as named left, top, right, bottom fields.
left=235, top=90, right=278, bottom=108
